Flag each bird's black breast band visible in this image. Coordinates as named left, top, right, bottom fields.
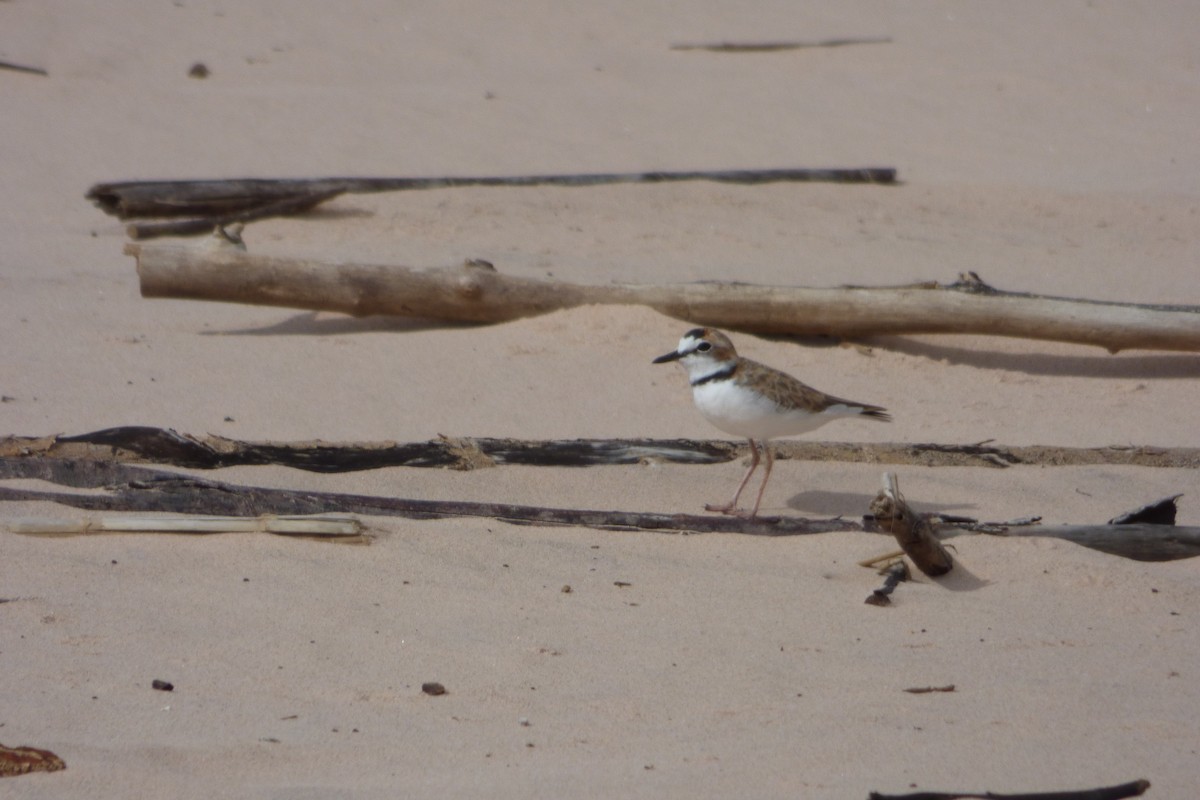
left=690, top=364, right=737, bottom=387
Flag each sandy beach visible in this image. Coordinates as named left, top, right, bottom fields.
left=2, top=2, right=1199, bottom=797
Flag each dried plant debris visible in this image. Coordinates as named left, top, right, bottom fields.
left=0, top=744, right=66, bottom=777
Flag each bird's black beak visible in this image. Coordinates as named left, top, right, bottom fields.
left=652, top=349, right=683, bottom=364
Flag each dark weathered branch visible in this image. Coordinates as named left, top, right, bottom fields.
left=868, top=777, right=1150, bottom=800
left=3, top=457, right=1197, bottom=560
left=980, top=494, right=1198, bottom=562
left=997, top=522, right=1200, bottom=562
left=2, top=429, right=1200, bottom=472
left=0, top=428, right=739, bottom=471
left=87, top=168, right=897, bottom=220
left=0, top=458, right=859, bottom=537
left=5, top=428, right=1197, bottom=473
left=125, top=242, right=1200, bottom=351
left=1108, top=494, right=1182, bottom=525
left=126, top=190, right=343, bottom=240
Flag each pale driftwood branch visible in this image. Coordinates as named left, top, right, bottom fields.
left=869, top=473, right=954, bottom=576
left=88, top=168, right=897, bottom=220
left=7, top=514, right=363, bottom=539
left=868, top=777, right=1150, bottom=800
left=125, top=242, right=1200, bottom=352
left=5, top=427, right=1198, bottom=472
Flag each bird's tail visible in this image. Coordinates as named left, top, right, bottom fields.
left=859, top=405, right=892, bottom=423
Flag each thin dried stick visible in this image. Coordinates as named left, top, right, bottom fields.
left=671, top=37, right=892, bottom=52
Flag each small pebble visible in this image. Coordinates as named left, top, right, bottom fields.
left=188, top=62, right=210, bottom=78
left=151, top=679, right=174, bottom=692
left=421, top=682, right=447, bottom=696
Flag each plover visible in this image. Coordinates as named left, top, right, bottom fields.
left=653, top=327, right=890, bottom=518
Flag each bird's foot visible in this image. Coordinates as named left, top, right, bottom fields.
left=705, top=502, right=755, bottom=519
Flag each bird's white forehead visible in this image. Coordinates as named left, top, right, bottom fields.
left=676, top=328, right=711, bottom=353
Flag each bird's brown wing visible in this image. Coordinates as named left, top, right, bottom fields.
left=747, top=359, right=890, bottom=420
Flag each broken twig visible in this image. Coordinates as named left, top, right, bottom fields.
left=0, top=744, right=66, bottom=777
left=864, top=560, right=909, bottom=606
left=869, top=473, right=954, bottom=576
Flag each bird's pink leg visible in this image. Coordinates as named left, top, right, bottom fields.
left=747, top=442, right=775, bottom=519
left=706, top=439, right=760, bottom=515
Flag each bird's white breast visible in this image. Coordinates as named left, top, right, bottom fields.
left=692, top=379, right=833, bottom=439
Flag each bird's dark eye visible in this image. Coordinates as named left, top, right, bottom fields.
left=695, top=341, right=712, bottom=352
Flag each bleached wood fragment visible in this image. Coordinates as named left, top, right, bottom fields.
left=126, top=244, right=1200, bottom=353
